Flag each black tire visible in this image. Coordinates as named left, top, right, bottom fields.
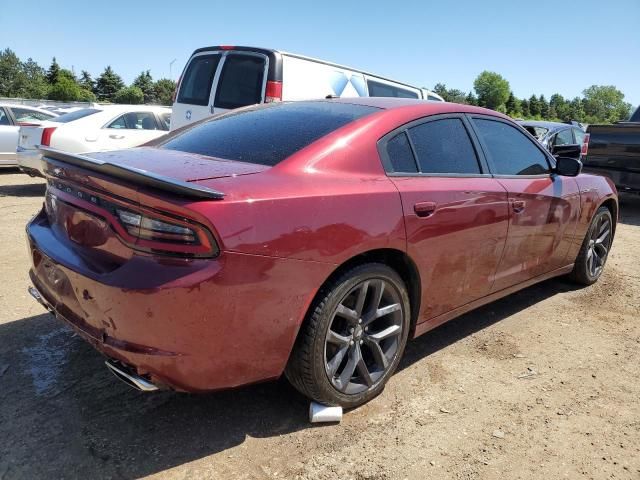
left=569, top=206, right=614, bottom=285
left=285, top=263, right=410, bottom=408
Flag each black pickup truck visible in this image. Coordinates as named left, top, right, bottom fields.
left=582, top=106, right=640, bottom=193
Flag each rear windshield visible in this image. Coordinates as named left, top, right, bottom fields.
left=161, top=102, right=380, bottom=166
left=177, top=54, right=221, bottom=106
left=51, top=109, right=101, bottom=123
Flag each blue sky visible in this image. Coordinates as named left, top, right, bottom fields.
left=2, top=0, right=639, bottom=106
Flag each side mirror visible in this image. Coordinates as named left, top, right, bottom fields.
left=555, top=156, right=582, bottom=177
left=551, top=143, right=581, bottom=159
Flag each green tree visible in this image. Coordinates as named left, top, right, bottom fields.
left=473, top=71, right=510, bottom=110
left=539, top=94, right=549, bottom=119
left=549, top=94, right=565, bottom=120
left=95, top=66, right=125, bottom=102
left=46, top=57, right=61, bottom=84
left=432, top=83, right=448, bottom=100
left=154, top=78, right=177, bottom=105
left=21, top=58, right=49, bottom=99
left=465, top=91, right=477, bottom=106
left=582, top=85, right=632, bottom=123
left=528, top=95, right=541, bottom=117
left=0, top=48, right=26, bottom=97
left=520, top=98, right=530, bottom=117
left=447, top=88, right=467, bottom=104
left=48, top=76, right=95, bottom=101
left=78, top=70, right=95, bottom=93
left=505, top=92, right=522, bottom=117
left=114, top=86, right=144, bottom=104
left=133, top=70, right=155, bottom=103
left=567, top=97, right=585, bottom=122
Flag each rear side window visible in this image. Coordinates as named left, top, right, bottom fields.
left=177, top=54, right=221, bottom=106
left=107, top=112, right=158, bottom=130
left=385, top=132, right=418, bottom=173
left=367, top=80, right=419, bottom=99
left=473, top=118, right=550, bottom=175
left=51, top=108, right=101, bottom=123
left=0, top=108, right=9, bottom=125
left=214, top=55, right=265, bottom=109
left=162, top=102, right=380, bottom=166
left=408, top=119, right=481, bottom=174
left=573, top=128, right=585, bottom=145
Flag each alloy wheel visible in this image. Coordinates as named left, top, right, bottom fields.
left=587, top=213, right=612, bottom=278
left=323, top=278, right=404, bottom=395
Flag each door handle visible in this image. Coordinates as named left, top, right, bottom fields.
left=414, top=201, right=437, bottom=217
left=510, top=199, right=526, bottom=213
left=109, top=134, right=125, bottom=139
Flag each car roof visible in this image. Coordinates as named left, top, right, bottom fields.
left=517, top=120, right=572, bottom=131
left=312, top=97, right=509, bottom=118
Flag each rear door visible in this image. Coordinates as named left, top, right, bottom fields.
left=380, top=114, right=509, bottom=321
left=0, top=107, right=19, bottom=162
left=469, top=115, right=580, bottom=291
left=95, top=111, right=166, bottom=151
left=172, top=51, right=267, bottom=130
left=172, top=51, right=223, bottom=129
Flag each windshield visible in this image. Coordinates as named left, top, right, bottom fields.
left=161, top=102, right=380, bottom=166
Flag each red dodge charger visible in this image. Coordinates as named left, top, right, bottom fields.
left=27, top=99, right=617, bottom=407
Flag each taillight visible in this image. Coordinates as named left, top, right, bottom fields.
left=116, top=209, right=198, bottom=244
left=220, top=45, right=235, bottom=50
left=171, top=74, right=182, bottom=103
left=265, top=80, right=283, bottom=103
left=581, top=133, right=590, bottom=157
left=41, top=127, right=57, bottom=146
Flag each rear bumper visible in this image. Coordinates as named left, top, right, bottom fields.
left=16, top=147, right=43, bottom=175
left=26, top=208, right=334, bottom=392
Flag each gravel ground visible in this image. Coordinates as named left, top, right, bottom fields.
left=0, top=168, right=638, bottom=480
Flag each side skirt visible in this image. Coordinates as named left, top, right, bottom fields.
left=412, top=264, right=575, bottom=338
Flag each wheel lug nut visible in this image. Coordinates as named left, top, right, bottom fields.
left=350, top=340, right=354, bottom=345
left=350, top=328, right=354, bottom=333
left=359, top=340, right=363, bottom=345
left=358, top=319, right=362, bottom=324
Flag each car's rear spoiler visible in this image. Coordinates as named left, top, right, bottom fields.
left=39, top=147, right=225, bottom=200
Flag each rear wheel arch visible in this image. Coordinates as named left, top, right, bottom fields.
left=295, top=248, right=421, bottom=343
left=599, top=197, right=618, bottom=237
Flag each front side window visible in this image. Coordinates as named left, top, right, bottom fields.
left=177, top=54, right=221, bottom=106
left=11, top=108, right=55, bottom=122
left=107, top=112, right=158, bottom=130
left=553, top=128, right=574, bottom=146
left=473, top=118, right=550, bottom=175
left=214, top=54, right=265, bottom=109
left=367, top=80, right=419, bottom=99
left=408, top=118, right=481, bottom=174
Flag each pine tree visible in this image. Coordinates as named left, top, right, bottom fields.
left=520, top=98, right=530, bottom=117
left=539, top=94, right=549, bottom=119
left=505, top=92, right=518, bottom=116
left=46, top=57, right=60, bottom=84
left=465, top=91, right=477, bottom=106
left=95, top=66, right=124, bottom=102
left=529, top=95, right=541, bottom=117
left=133, top=70, right=155, bottom=103
left=78, top=70, right=95, bottom=93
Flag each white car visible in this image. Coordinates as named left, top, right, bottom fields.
left=17, top=105, right=171, bottom=176
left=1, top=104, right=58, bottom=166
left=171, top=45, right=444, bottom=130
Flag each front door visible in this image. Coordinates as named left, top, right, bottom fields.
left=469, top=116, right=580, bottom=291
left=379, top=115, right=510, bottom=321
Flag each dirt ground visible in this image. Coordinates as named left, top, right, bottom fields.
left=0, top=168, right=638, bottom=480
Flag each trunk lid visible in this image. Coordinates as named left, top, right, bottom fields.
left=19, top=122, right=57, bottom=150
left=87, top=147, right=270, bottom=183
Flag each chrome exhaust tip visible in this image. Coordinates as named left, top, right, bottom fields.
left=105, top=360, right=159, bottom=392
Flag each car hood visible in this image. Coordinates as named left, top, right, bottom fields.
left=86, top=147, right=270, bottom=182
